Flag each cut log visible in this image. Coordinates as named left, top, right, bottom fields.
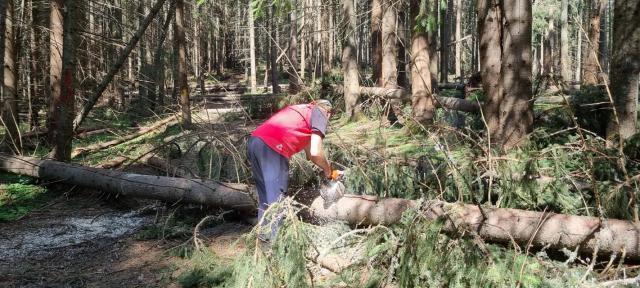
left=71, top=115, right=179, bottom=158
left=0, top=154, right=255, bottom=213
left=0, top=154, right=638, bottom=260
left=309, top=196, right=640, bottom=260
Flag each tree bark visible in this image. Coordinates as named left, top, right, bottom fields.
left=607, top=0, right=639, bottom=140
left=560, top=0, right=570, bottom=81
left=440, top=0, right=451, bottom=83
left=371, top=0, right=383, bottom=85
left=73, top=0, right=167, bottom=131
left=2, top=0, right=20, bottom=152
left=288, top=1, right=300, bottom=94
left=2, top=154, right=640, bottom=260
left=269, top=5, right=280, bottom=94
left=342, top=0, right=360, bottom=120
left=454, top=0, right=462, bottom=80
left=175, top=0, right=191, bottom=127
left=0, top=154, right=256, bottom=213
left=582, top=0, right=605, bottom=85
left=248, top=0, right=257, bottom=94
left=477, top=0, right=533, bottom=149
left=410, top=0, right=435, bottom=125
left=380, top=0, right=397, bottom=89
left=153, top=1, right=175, bottom=109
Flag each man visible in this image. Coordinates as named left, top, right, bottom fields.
left=247, top=99, right=340, bottom=237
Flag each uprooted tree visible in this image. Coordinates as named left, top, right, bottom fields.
left=0, top=153, right=638, bottom=260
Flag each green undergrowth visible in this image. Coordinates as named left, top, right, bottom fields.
left=175, top=202, right=593, bottom=288
left=0, top=172, right=52, bottom=221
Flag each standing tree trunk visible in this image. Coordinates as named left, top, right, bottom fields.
left=342, top=0, right=360, bottom=120
left=48, top=0, right=75, bottom=161
left=380, top=0, right=397, bottom=89
left=2, top=0, right=20, bottom=152
left=478, top=0, right=533, bottom=149
left=607, top=0, right=639, bottom=141
left=371, top=0, right=383, bottom=85
left=153, top=0, right=175, bottom=110
left=248, top=0, right=257, bottom=94
left=269, top=4, right=280, bottom=93
left=439, top=0, right=451, bottom=83
left=582, top=0, right=605, bottom=85
left=175, top=0, right=190, bottom=127
left=560, top=0, right=570, bottom=81
left=454, top=0, right=462, bottom=80
left=410, top=0, right=434, bottom=126
left=288, top=1, right=300, bottom=94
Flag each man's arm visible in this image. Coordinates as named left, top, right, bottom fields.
left=305, top=133, right=332, bottom=178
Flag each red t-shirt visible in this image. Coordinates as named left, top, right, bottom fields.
left=252, top=104, right=328, bottom=159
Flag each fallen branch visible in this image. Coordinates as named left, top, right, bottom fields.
left=71, top=115, right=178, bottom=158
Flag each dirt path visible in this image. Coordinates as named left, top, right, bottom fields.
left=0, top=187, right=251, bottom=287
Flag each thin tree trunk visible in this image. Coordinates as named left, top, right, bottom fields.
left=560, top=0, right=570, bottom=81
left=371, top=0, right=382, bottom=85
left=248, top=0, right=257, bottom=94
left=576, top=6, right=583, bottom=83
left=153, top=1, right=175, bottom=110
left=175, top=0, right=190, bottom=127
left=380, top=0, right=397, bottom=88
left=2, top=0, right=20, bottom=152
left=289, top=1, right=300, bottom=94
left=342, top=0, right=360, bottom=120
left=410, top=0, right=434, bottom=126
left=598, top=0, right=608, bottom=74
left=269, top=5, right=280, bottom=93
left=582, top=0, right=604, bottom=85
left=73, top=0, right=168, bottom=131
left=439, top=0, right=451, bottom=83
left=300, top=1, right=306, bottom=81
left=454, top=0, right=462, bottom=80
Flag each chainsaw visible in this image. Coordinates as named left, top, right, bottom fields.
left=319, top=169, right=347, bottom=205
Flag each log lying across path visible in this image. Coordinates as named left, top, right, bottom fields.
left=0, top=154, right=255, bottom=213
left=0, top=154, right=638, bottom=260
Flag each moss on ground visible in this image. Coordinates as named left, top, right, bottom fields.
left=0, top=172, right=53, bottom=221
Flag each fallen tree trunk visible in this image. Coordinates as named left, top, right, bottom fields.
left=0, top=154, right=638, bottom=260
left=71, top=115, right=179, bottom=158
left=309, top=196, right=640, bottom=260
left=0, top=154, right=255, bottom=213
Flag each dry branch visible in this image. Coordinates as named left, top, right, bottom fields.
left=71, top=115, right=179, bottom=158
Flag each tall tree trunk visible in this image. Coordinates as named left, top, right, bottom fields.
left=396, top=9, right=408, bottom=89
left=439, top=0, right=451, bottom=83
left=454, top=0, right=462, bottom=80
left=598, top=0, right=608, bottom=74
left=269, top=4, right=280, bottom=93
left=2, top=0, right=20, bottom=152
left=478, top=0, right=533, bottom=149
left=248, top=0, right=257, bottom=94
left=428, top=0, right=439, bottom=78
left=582, top=0, right=605, bottom=85
left=607, top=0, right=639, bottom=141
left=289, top=1, right=300, bottom=94
left=321, top=2, right=331, bottom=75
left=342, top=0, right=360, bottom=120
left=300, top=1, right=306, bottom=81
left=175, top=0, right=190, bottom=127
left=48, top=0, right=75, bottom=161
left=153, top=0, right=175, bottom=110
left=371, top=0, right=383, bottom=85
left=410, top=0, right=434, bottom=126
left=560, top=0, right=570, bottom=81
left=575, top=7, right=583, bottom=83
left=73, top=0, right=168, bottom=130
left=380, top=0, right=397, bottom=89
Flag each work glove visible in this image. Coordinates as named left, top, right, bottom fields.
left=329, top=169, right=344, bottom=181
